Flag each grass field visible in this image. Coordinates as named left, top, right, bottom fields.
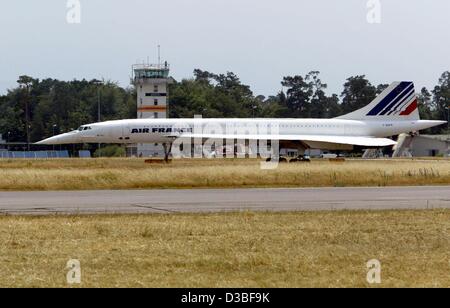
left=0, top=158, right=449, bottom=191
left=0, top=210, right=448, bottom=288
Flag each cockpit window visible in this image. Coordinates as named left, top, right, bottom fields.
left=78, top=126, right=92, bottom=131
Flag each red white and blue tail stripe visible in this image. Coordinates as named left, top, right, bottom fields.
left=338, top=82, right=420, bottom=121
left=366, top=82, right=417, bottom=116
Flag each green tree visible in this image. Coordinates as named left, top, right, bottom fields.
left=170, top=70, right=259, bottom=118
left=417, top=87, right=433, bottom=120
left=259, top=93, right=289, bottom=118
left=94, top=145, right=126, bottom=157
left=432, top=71, right=450, bottom=133
left=376, top=84, right=389, bottom=94
left=341, top=76, right=377, bottom=114
left=416, top=87, right=436, bottom=134
left=281, top=71, right=341, bottom=118
left=306, top=71, right=342, bottom=118
left=281, top=75, right=313, bottom=117
left=0, top=77, right=138, bottom=148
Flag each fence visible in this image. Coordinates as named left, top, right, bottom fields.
left=78, top=150, right=91, bottom=158
left=0, top=151, right=71, bottom=159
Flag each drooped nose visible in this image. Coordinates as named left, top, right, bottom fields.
left=35, top=132, right=82, bottom=145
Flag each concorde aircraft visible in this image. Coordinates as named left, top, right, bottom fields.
left=37, top=82, right=446, bottom=161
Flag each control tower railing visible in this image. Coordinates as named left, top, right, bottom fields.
left=132, top=63, right=170, bottom=71
left=131, top=63, right=170, bottom=83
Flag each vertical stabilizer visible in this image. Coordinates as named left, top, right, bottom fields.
left=338, top=82, right=420, bottom=121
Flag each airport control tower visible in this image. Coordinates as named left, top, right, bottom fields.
left=131, top=61, right=172, bottom=157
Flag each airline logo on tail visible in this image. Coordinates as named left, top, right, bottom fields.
left=367, top=82, right=418, bottom=116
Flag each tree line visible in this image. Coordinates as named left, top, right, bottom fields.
left=0, top=70, right=449, bottom=147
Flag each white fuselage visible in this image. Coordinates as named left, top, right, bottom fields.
left=41, top=118, right=444, bottom=145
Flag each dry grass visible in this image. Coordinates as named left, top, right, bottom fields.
left=0, top=210, right=448, bottom=288
left=0, top=158, right=449, bottom=191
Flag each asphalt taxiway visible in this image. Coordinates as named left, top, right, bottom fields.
left=0, top=186, right=449, bottom=215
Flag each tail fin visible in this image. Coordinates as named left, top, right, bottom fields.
left=337, top=81, right=420, bottom=121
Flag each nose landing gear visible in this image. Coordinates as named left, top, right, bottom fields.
left=162, top=143, right=173, bottom=163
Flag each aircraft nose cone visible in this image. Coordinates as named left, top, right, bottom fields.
left=35, top=132, right=80, bottom=145
left=35, top=136, right=59, bottom=145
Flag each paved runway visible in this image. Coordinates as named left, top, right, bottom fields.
left=0, top=186, right=449, bottom=215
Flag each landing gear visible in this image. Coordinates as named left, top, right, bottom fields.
left=265, top=157, right=289, bottom=163
left=162, top=143, right=173, bottom=163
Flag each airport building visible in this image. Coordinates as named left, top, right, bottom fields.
left=390, top=134, right=450, bottom=158
left=410, top=135, right=450, bottom=157
left=130, top=62, right=173, bottom=157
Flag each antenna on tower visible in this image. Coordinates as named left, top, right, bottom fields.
left=158, top=45, right=161, bottom=66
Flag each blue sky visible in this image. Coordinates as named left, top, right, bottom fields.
left=0, top=0, right=449, bottom=96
